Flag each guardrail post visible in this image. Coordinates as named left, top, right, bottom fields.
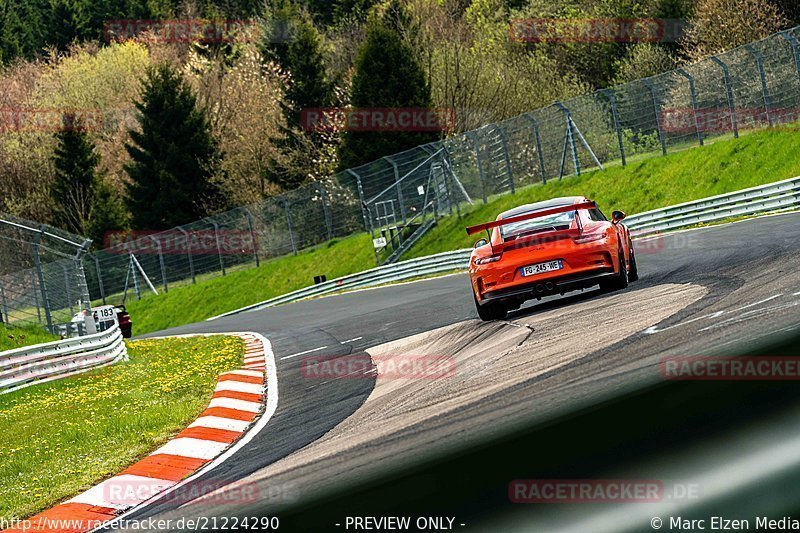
left=281, top=198, right=297, bottom=256
left=465, top=131, right=489, bottom=204
left=31, top=270, right=42, bottom=322
left=643, top=81, right=667, bottom=155
left=383, top=156, right=407, bottom=224
left=347, top=169, right=373, bottom=234
left=599, top=90, right=626, bottom=167
left=91, top=254, right=106, bottom=305
left=554, top=102, right=580, bottom=178
left=676, top=68, right=704, bottom=146
left=211, top=221, right=227, bottom=275
left=442, top=145, right=462, bottom=219
left=149, top=235, right=168, bottom=293
left=744, top=44, right=773, bottom=127
left=493, top=125, right=515, bottom=194
left=243, top=208, right=261, bottom=266
left=32, top=229, right=53, bottom=331
left=780, top=31, right=800, bottom=83
left=177, top=227, right=196, bottom=284
left=710, top=55, right=738, bottom=138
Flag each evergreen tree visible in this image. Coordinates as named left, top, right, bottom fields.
left=52, top=115, right=127, bottom=244
left=338, top=20, right=436, bottom=170
left=264, top=2, right=335, bottom=189
left=51, top=116, right=100, bottom=237
left=124, top=64, right=224, bottom=230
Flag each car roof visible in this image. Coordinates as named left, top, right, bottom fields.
left=498, top=196, right=588, bottom=219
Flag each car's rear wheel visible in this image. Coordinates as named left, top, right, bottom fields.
left=474, top=292, right=507, bottom=321
left=600, top=247, right=629, bottom=292
left=628, top=238, right=639, bottom=282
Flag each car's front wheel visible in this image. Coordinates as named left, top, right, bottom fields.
left=474, top=292, right=507, bottom=321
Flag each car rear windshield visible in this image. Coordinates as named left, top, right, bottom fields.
left=500, top=210, right=574, bottom=239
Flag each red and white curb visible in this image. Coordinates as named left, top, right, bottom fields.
left=4, top=332, right=277, bottom=533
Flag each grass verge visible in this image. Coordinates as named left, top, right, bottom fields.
left=125, top=126, right=800, bottom=335
left=0, top=324, right=59, bottom=352
left=124, top=233, right=375, bottom=335
left=407, top=126, right=800, bottom=257
left=0, top=335, right=243, bottom=520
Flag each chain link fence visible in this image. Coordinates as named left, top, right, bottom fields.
left=0, top=215, right=92, bottom=335
left=4, top=25, right=800, bottom=329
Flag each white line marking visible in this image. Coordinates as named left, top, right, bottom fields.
left=281, top=345, right=328, bottom=360
left=208, top=397, right=262, bottom=413
left=214, top=380, right=264, bottom=395
left=794, top=291, right=800, bottom=296
left=70, top=474, right=174, bottom=510
left=739, top=294, right=782, bottom=310
left=188, top=416, right=250, bottom=432
left=151, top=437, right=228, bottom=460
left=340, top=337, right=363, bottom=344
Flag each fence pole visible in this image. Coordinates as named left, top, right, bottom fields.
left=384, top=156, right=407, bottom=224
left=522, top=113, right=547, bottom=183
left=211, top=221, right=227, bottom=274
left=347, top=169, right=373, bottom=234
left=281, top=198, right=297, bottom=256
left=31, top=270, right=42, bottom=323
left=243, top=208, right=261, bottom=266
left=745, top=44, right=773, bottom=127
left=177, top=227, right=196, bottom=284
left=494, top=125, right=515, bottom=194
left=644, top=80, right=667, bottom=155
left=554, top=102, right=580, bottom=177
left=130, top=253, right=142, bottom=300
left=676, top=68, right=704, bottom=146
left=466, top=131, right=488, bottom=203
left=780, top=31, right=800, bottom=83
left=62, top=263, right=74, bottom=316
left=32, top=230, right=52, bottom=331
left=92, top=254, right=106, bottom=305
left=465, top=131, right=487, bottom=204
left=710, top=55, right=738, bottom=138
left=150, top=236, right=168, bottom=293
left=0, top=285, right=7, bottom=324
left=599, top=89, right=626, bottom=166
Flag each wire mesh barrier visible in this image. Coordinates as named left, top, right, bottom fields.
left=3, top=26, right=800, bottom=331
left=0, top=215, right=92, bottom=335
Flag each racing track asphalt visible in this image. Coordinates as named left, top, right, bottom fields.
left=123, top=211, right=800, bottom=529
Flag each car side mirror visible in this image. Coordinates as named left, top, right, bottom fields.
left=474, top=238, right=488, bottom=249
left=611, top=210, right=626, bottom=224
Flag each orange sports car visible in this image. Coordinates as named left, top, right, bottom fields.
left=466, top=196, right=638, bottom=321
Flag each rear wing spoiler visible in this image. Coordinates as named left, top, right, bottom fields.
left=465, top=201, right=597, bottom=236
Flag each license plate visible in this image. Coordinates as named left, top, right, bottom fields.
left=521, top=260, right=562, bottom=277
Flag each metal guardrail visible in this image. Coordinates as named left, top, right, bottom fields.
left=210, top=178, right=800, bottom=319
left=626, top=176, right=800, bottom=235
left=209, top=249, right=473, bottom=320
left=0, top=324, right=128, bottom=394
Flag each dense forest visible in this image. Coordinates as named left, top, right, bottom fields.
left=0, top=0, right=797, bottom=243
